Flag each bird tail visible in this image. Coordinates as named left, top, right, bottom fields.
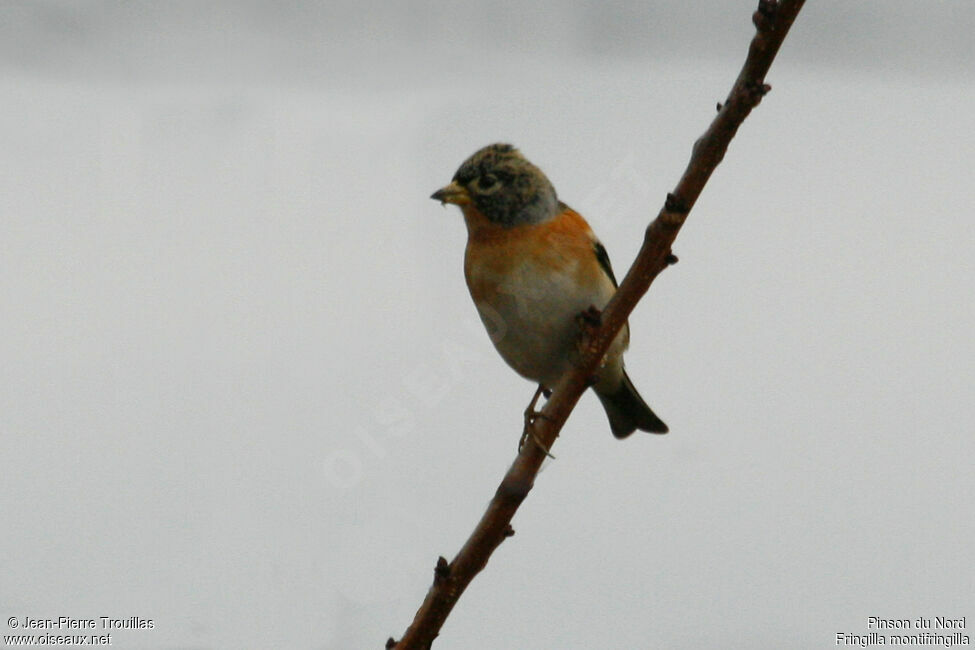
left=595, top=370, right=669, bottom=439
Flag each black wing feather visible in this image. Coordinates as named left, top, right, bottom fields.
left=593, top=240, right=618, bottom=288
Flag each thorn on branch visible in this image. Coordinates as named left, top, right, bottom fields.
left=577, top=305, right=602, bottom=328
left=739, top=81, right=772, bottom=106
left=753, top=0, right=778, bottom=30
left=665, top=253, right=679, bottom=266
left=503, top=525, right=515, bottom=538
left=665, top=192, right=689, bottom=215
left=716, top=102, right=723, bottom=112
left=434, top=557, right=450, bottom=584
left=386, top=638, right=398, bottom=649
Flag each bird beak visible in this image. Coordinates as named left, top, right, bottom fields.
left=430, top=180, right=471, bottom=206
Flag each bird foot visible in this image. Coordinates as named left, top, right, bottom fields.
left=520, top=385, right=556, bottom=458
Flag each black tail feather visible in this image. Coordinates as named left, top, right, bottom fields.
left=595, top=370, right=668, bottom=439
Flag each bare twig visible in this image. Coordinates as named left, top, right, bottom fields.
left=390, top=1, right=805, bottom=647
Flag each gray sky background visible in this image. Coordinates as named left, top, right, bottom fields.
left=2, top=1, right=973, bottom=649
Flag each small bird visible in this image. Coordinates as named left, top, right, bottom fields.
left=431, top=143, right=668, bottom=438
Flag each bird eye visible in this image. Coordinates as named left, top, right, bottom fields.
left=477, top=174, right=499, bottom=192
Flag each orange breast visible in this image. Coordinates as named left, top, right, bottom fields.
left=463, top=204, right=605, bottom=303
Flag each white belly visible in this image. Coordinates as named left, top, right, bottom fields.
left=471, top=257, right=625, bottom=388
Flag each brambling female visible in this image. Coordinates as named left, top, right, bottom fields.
left=431, top=143, right=668, bottom=438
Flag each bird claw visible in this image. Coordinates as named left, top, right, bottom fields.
left=519, top=423, right=556, bottom=458
left=520, top=385, right=556, bottom=458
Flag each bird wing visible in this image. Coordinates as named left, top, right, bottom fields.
left=592, top=240, right=618, bottom=288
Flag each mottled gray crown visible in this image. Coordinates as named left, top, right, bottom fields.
left=452, top=143, right=558, bottom=226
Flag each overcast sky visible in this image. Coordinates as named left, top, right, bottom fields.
left=2, top=2, right=973, bottom=649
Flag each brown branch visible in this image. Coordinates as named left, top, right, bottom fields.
left=390, top=1, right=805, bottom=647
